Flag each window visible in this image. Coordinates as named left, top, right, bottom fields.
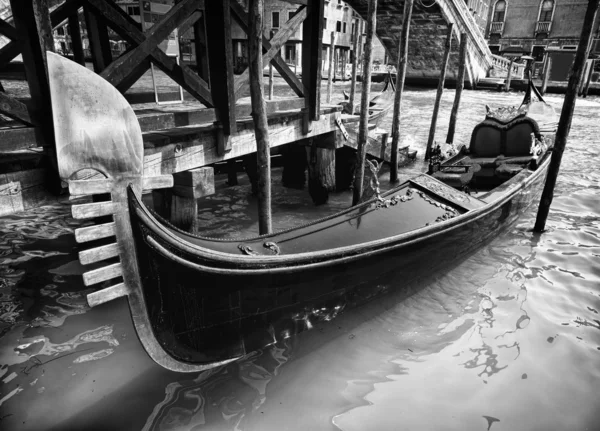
left=539, top=0, right=553, bottom=22
left=532, top=45, right=545, bottom=61
left=127, top=5, right=140, bottom=16
left=323, top=18, right=327, bottom=29
left=272, top=11, right=280, bottom=29
left=343, top=22, right=347, bottom=33
left=288, top=11, right=295, bottom=21
left=492, top=0, right=506, bottom=22
left=336, top=21, right=341, bottom=32
left=56, top=27, right=65, bottom=36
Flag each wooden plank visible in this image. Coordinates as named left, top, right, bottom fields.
left=69, top=178, right=113, bottom=195
left=205, top=0, right=236, bottom=136
left=87, top=282, right=128, bottom=307
left=79, top=242, right=120, bottom=265
left=0, top=18, right=18, bottom=40
left=143, top=175, right=173, bottom=190
left=0, top=92, right=33, bottom=125
left=302, top=0, right=324, bottom=121
left=49, top=0, right=85, bottom=28
left=327, top=31, right=335, bottom=104
left=68, top=14, right=86, bottom=66
left=75, top=222, right=116, bottom=243
left=72, top=201, right=116, bottom=219
left=231, top=3, right=307, bottom=99
left=0, top=127, right=39, bottom=152
left=84, top=6, right=112, bottom=72
left=144, top=110, right=340, bottom=176
left=193, top=15, right=209, bottom=83
left=173, top=167, right=214, bottom=198
left=83, top=262, right=123, bottom=286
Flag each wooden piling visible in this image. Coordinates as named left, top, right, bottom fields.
left=578, top=61, right=589, bottom=96
left=541, top=56, right=552, bottom=96
left=349, top=22, right=360, bottom=115
left=446, top=33, right=467, bottom=146
left=425, top=23, right=453, bottom=160
left=269, top=30, right=274, bottom=100
left=352, top=0, right=377, bottom=206
left=248, top=0, right=272, bottom=234
left=327, top=31, right=336, bottom=104
left=68, top=15, right=86, bottom=66
left=583, top=59, right=595, bottom=98
left=504, top=58, right=514, bottom=92
left=341, top=49, right=347, bottom=81
left=534, top=0, right=599, bottom=233
left=389, top=0, right=413, bottom=183
left=227, top=160, right=238, bottom=186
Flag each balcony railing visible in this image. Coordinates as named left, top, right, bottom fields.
left=490, top=21, right=504, bottom=35
left=535, top=21, right=552, bottom=35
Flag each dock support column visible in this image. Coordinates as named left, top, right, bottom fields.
left=541, top=56, right=552, bottom=96
left=348, top=22, right=360, bottom=114
left=68, top=14, right=86, bottom=66
left=425, top=23, right=453, bottom=160
left=302, top=0, right=324, bottom=122
left=446, top=33, right=467, bottom=146
left=534, top=0, right=599, bottom=232
left=504, top=58, right=514, bottom=92
left=249, top=0, right=272, bottom=235
left=282, top=143, right=307, bottom=189
left=306, top=140, right=336, bottom=205
left=390, top=0, right=413, bottom=183
left=327, top=31, right=336, bottom=104
left=352, top=0, right=377, bottom=206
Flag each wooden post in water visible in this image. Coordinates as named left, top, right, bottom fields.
left=446, top=33, right=467, bottom=146
left=425, top=24, right=453, bottom=160
left=249, top=0, right=272, bottom=234
left=534, top=0, right=599, bottom=233
left=341, top=49, right=347, bottom=81
left=504, top=57, right=514, bottom=92
left=327, top=31, right=336, bottom=104
left=269, top=30, right=274, bottom=100
left=389, top=0, right=413, bottom=183
left=352, top=0, right=377, bottom=206
left=541, top=56, right=552, bottom=96
left=349, top=22, right=360, bottom=115
left=583, top=59, right=595, bottom=97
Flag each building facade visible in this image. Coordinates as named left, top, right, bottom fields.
left=485, top=0, right=600, bottom=75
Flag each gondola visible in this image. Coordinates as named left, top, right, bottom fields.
left=48, top=52, right=557, bottom=372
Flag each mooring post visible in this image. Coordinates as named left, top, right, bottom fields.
left=349, top=23, right=360, bottom=115
left=446, top=33, right=467, bottom=146
left=269, top=29, right=274, bottom=100
left=534, top=0, right=599, bottom=233
left=389, top=0, right=413, bottom=183
left=327, top=31, right=336, bottom=104
left=352, top=0, right=377, bottom=206
left=425, top=24, right=453, bottom=160
left=341, top=49, right=347, bottom=81
left=504, top=58, right=514, bottom=92
left=583, top=59, right=595, bottom=98
left=249, top=0, right=272, bottom=234
left=541, top=56, right=552, bottom=96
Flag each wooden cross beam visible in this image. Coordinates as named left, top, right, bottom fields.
left=0, top=18, right=19, bottom=40
left=230, top=2, right=306, bottom=100
left=86, top=0, right=212, bottom=107
left=0, top=92, right=33, bottom=125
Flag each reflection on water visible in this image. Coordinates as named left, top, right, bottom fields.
left=0, top=88, right=599, bottom=431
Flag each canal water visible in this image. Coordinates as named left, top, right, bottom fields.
left=0, top=85, right=599, bottom=431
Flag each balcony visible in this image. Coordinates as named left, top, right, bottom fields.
left=535, top=21, right=552, bottom=35
left=490, top=21, right=504, bottom=35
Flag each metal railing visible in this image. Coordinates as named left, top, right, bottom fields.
left=490, top=21, right=504, bottom=35
left=535, top=21, right=552, bottom=34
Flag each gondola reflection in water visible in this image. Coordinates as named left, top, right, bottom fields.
left=47, top=52, right=557, bottom=372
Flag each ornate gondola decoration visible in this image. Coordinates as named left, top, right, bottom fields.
left=49, top=53, right=557, bottom=372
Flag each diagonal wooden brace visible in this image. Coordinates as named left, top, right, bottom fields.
left=230, top=2, right=306, bottom=99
